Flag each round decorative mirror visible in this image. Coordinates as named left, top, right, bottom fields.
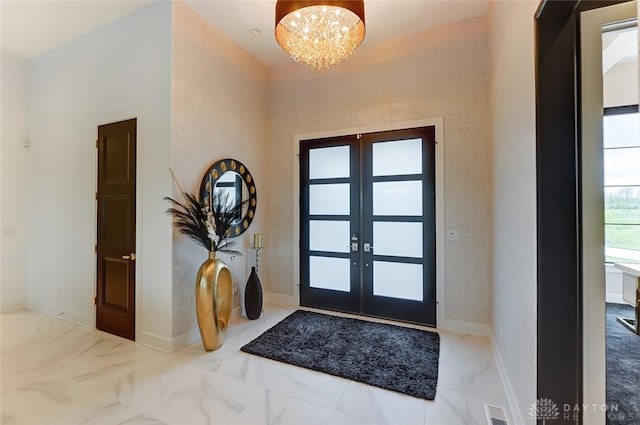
left=200, top=159, right=257, bottom=238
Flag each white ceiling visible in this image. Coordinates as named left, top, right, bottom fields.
left=0, top=1, right=154, bottom=59
left=1, top=0, right=491, bottom=67
left=184, top=0, right=491, bottom=67
left=602, top=27, right=638, bottom=73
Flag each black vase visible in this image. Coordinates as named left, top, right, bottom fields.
left=245, top=267, right=263, bottom=320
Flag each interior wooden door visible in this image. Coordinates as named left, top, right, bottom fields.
left=96, top=118, right=137, bottom=340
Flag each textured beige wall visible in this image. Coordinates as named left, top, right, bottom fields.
left=171, top=2, right=269, bottom=337
left=488, top=1, right=538, bottom=423
left=267, top=17, right=492, bottom=324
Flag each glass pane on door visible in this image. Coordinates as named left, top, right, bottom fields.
left=310, top=184, right=350, bottom=215
left=373, top=181, right=423, bottom=216
left=309, top=145, right=350, bottom=178
left=373, top=222, right=423, bottom=258
left=310, top=256, right=351, bottom=292
left=310, top=220, right=350, bottom=253
left=373, top=261, right=423, bottom=301
left=372, top=138, right=422, bottom=176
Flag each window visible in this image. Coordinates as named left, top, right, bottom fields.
left=603, top=22, right=638, bottom=264
left=604, top=108, right=640, bottom=263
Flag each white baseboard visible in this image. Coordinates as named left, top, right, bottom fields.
left=140, top=306, right=244, bottom=353
left=489, top=332, right=525, bottom=425
left=138, top=331, right=174, bottom=353
left=29, top=303, right=92, bottom=328
left=138, top=327, right=200, bottom=353
left=1, top=302, right=26, bottom=314
left=265, top=292, right=298, bottom=307
left=439, top=318, right=490, bottom=336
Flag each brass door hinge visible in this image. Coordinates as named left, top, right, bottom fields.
left=94, top=297, right=97, bottom=305
left=94, top=244, right=97, bottom=252
left=95, top=192, right=98, bottom=200
left=95, top=140, right=99, bottom=148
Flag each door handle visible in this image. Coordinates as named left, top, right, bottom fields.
left=122, top=253, right=136, bottom=260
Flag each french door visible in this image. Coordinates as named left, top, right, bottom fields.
left=300, top=126, right=436, bottom=326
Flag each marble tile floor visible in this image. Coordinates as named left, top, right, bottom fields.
left=1, top=305, right=511, bottom=425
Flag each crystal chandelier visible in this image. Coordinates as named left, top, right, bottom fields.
left=275, top=0, right=366, bottom=72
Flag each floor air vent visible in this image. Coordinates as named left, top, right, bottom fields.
left=484, top=404, right=509, bottom=425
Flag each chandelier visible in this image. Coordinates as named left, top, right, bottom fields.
left=275, top=0, right=366, bottom=72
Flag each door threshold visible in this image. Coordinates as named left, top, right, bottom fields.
left=298, top=305, right=438, bottom=333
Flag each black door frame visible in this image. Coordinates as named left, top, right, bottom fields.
left=299, top=134, right=361, bottom=314
left=535, top=0, right=632, bottom=422
left=360, top=128, right=436, bottom=325
left=299, top=127, right=437, bottom=325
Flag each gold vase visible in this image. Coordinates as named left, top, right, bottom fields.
left=195, top=251, right=232, bottom=351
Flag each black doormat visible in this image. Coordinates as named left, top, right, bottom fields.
left=240, top=310, right=440, bottom=400
left=606, top=303, right=640, bottom=425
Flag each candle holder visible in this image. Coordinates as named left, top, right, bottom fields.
left=253, top=233, right=263, bottom=274
left=245, top=234, right=263, bottom=320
